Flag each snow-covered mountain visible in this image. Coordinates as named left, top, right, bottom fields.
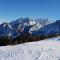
left=0, top=18, right=51, bottom=38
left=10, top=18, right=36, bottom=29
left=32, top=20, right=60, bottom=36
left=10, top=18, right=51, bottom=35
left=0, top=22, right=20, bottom=38
left=0, top=36, right=60, bottom=60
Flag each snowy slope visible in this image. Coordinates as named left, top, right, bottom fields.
left=0, top=36, right=60, bottom=60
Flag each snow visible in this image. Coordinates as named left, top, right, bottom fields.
left=29, top=20, right=36, bottom=25
left=0, top=36, right=60, bottom=60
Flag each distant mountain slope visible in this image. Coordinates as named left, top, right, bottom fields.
left=33, top=20, right=60, bottom=36
left=0, top=22, right=20, bottom=38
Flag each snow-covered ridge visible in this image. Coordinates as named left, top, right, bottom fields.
left=0, top=36, right=60, bottom=60
left=30, top=20, right=60, bottom=36
left=0, top=18, right=51, bottom=37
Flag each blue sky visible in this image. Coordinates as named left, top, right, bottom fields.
left=0, top=0, right=60, bottom=23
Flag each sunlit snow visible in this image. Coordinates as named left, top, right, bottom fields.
left=0, top=36, right=60, bottom=60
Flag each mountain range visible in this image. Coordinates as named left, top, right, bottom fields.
left=0, top=18, right=59, bottom=38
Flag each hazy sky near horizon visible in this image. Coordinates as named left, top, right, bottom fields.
left=0, top=0, right=60, bottom=23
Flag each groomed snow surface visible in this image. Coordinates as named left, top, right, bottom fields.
left=0, top=36, right=60, bottom=60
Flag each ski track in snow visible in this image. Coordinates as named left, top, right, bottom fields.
left=0, top=36, right=60, bottom=60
